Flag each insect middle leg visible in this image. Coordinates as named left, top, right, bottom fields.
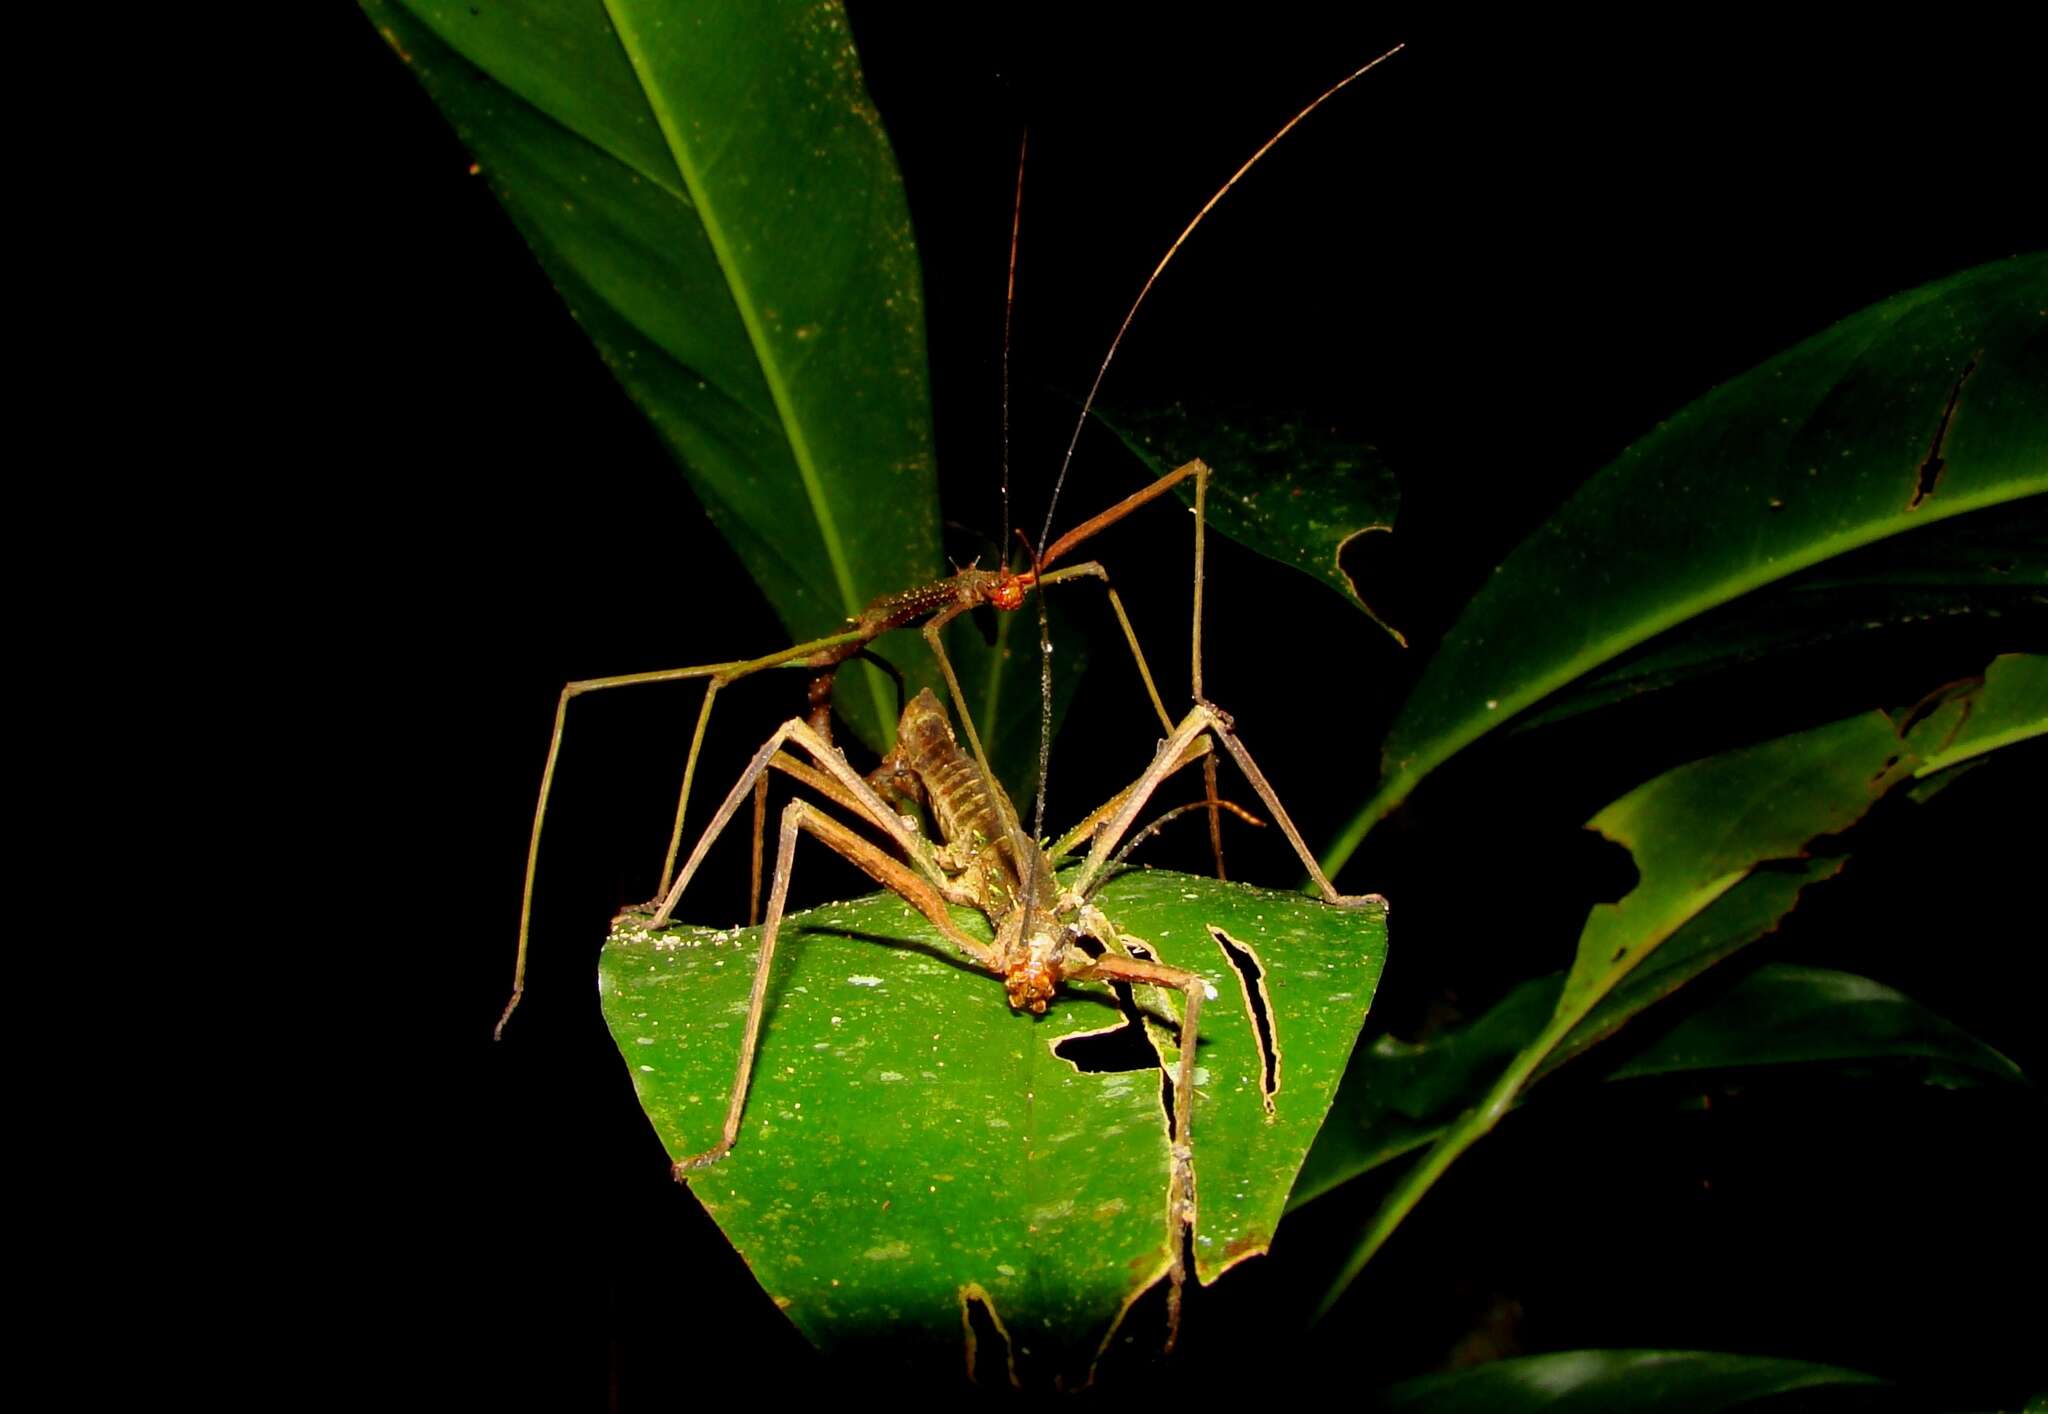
left=1068, top=936, right=1206, bottom=1350
left=1068, top=701, right=1385, bottom=909
left=496, top=631, right=868, bottom=1039
left=673, top=793, right=998, bottom=1174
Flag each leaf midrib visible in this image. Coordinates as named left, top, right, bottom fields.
left=1326, top=479, right=2048, bottom=875
left=600, top=1, right=889, bottom=734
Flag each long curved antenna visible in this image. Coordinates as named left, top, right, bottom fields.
left=1033, top=43, right=1406, bottom=556
left=999, top=130, right=1027, bottom=562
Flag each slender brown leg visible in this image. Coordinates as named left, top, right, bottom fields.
left=1072, top=705, right=1383, bottom=907
left=920, top=560, right=1180, bottom=792
left=651, top=716, right=978, bottom=930
left=494, top=632, right=867, bottom=1040
left=673, top=797, right=999, bottom=1175
left=1076, top=941, right=1205, bottom=1352
left=1047, top=733, right=1220, bottom=863
left=1035, top=562, right=1174, bottom=734
left=1043, top=461, right=1233, bottom=881
left=1186, top=461, right=1229, bottom=884
left=746, top=771, right=770, bottom=928
left=1200, top=712, right=1384, bottom=906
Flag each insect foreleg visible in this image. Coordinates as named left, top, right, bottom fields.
left=650, top=716, right=976, bottom=931
left=1032, top=562, right=1174, bottom=734
left=1070, top=705, right=1384, bottom=908
left=673, top=795, right=998, bottom=1176
left=1073, top=939, right=1206, bottom=1351
left=497, top=635, right=866, bottom=1040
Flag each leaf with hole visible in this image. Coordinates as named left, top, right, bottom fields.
left=601, top=868, right=1385, bottom=1383
left=365, top=0, right=940, bottom=748
left=1315, top=657, right=2040, bottom=1306
left=1330, top=254, right=2048, bottom=872
left=1105, top=401, right=1405, bottom=644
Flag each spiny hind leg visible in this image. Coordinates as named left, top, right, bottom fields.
left=1071, top=703, right=1382, bottom=907
left=1077, top=945, right=1206, bottom=1352
left=674, top=796, right=998, bottom=1174
left=649, top=715, right=978, bottom=932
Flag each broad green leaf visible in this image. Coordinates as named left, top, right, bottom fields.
left=1295, top=852, right=1843, bottom=1204
left=1330, top=255, right=2048, bottom=875
left=1293, top=974, right=1558, bottom=1202
left=1294, top=960, right=2026, bottom=1207
left=1306, top=656, right=2038, bottom=1234
left=1104, top=402, right=1405, bottom=644
left=1606, top=963, right=2026, bottom=1087
left=1318, top=709, right=1934, bottom=1310
left=1909, top=652, right=2048, bottom=776
left=601, top=868, right=1386, bottom=1383
left=366, top=0, right=940, bottom=748
left=1377, top=1349, right=1884, bottom=1412
left=1560, top=713, right=1906, bottom=1018
left=1514, top=500, right=2048, bottom=733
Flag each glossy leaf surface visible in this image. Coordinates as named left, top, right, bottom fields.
left=1332, top=255, right=2048, bottom=872
left=1294, top=961, right=2026, bottom=1206
left=1316, top=665, right=2035, bottom=1307
left=1909, top=651, right=2048, bottom=776
left=367, top=0, right=940, bottom=746
left=601, top=868, right=1386, bottom=1380
left=1378, top=1349, right=1884, bottom=1412
left=1106, top=402, right=1405, bottom=643
left=1514, top=500, right=2048, bottom=733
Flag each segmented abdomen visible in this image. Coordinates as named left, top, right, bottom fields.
left=892, top=689, right=1052, bottom=919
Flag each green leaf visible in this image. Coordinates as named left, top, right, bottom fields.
left=1513, top=501, right=2048, bottom=733
left=1292, top=975, right=1559, bottom=1201
left=365, top=0, right=940, bottom=748
left=1377, top=1349, right=1885, bottom=1412
left=1316, top=711, right=1922, bottom=1310
left=1330, top=255, right=2048, bottom=874
left=1304, top=655, right=2041, bottom=1231
left=1908, top=651, right=2048, bottom=776
left=1103, top=402, right=1405, bottom=643
left=1292, top=952, right=2025, bottom=1207
left=1607, top=963, right=2026, bottom=1087
left=601, top=868, right=1386, bottom=1382
left=1560, top=713, right=1905, bottom=1019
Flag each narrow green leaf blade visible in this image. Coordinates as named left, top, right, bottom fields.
left=1104, top=403, right=1405, bottom=642
left=1910, top=652, right=2048, bottom=776
left=366, top=0, right=940, bottom=745
left=1562, top=712, right=1904, bottom=1018
left=1608, top=963, right=2027, bottom=1087
left=1334, top=255, right=2048, bottom=870
left=1377, top=1349, right=1884, bottom=1412
left=1317, top=711, right=1927, bottom=1306
left=601, top=869, right=1385, bottom=1382
left=1514, top=502, right=2048, bottom=733
left=1306, top=656, right=2041, bottom=1219
left=1295, top=952, right=2029, bottom=1208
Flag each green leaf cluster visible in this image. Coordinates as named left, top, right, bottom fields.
left=375, top=2, right=2045, bottom=1399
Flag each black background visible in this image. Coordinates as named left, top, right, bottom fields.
left=337, top=8, right=2044, bottom=1405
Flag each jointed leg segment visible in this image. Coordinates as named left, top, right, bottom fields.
left=1071, top=700, right=1383, bottom=909
left=671, top=793, right=998, bottom=1175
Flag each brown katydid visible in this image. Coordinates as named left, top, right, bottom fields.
left=493, top=44, right=1404, bottom=1043
left=595, top=52, right=1402, bottom=1349
left=637, top=661, right=1380, bottom=1345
